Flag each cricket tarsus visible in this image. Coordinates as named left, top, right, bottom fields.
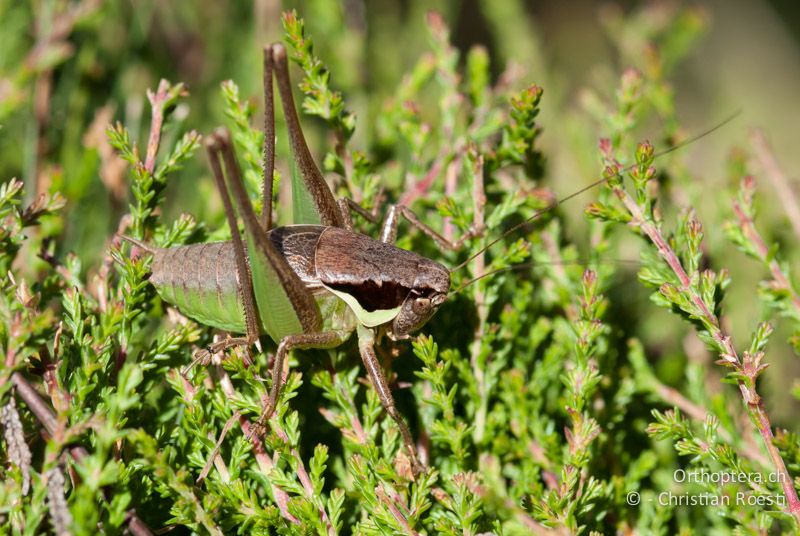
left=193, top=337, right=255, bottom=368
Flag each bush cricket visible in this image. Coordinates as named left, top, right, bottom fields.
left=123, top=44, right=477, bottom=473
left=123, top=42, right=735, bottom=475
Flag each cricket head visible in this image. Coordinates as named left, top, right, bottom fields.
left=388, top=258, right=450, bottom=340
left=315, top=227, right=451, bottom=339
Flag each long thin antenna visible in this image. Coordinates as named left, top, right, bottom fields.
left=450, top=111, right=741, bottom=273
left=450, top=259, right=641, bottom=295
left=119, top=234, right=156, bottom=254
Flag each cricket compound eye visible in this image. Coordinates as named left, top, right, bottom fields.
left=412, top=297, right=431, bottom=315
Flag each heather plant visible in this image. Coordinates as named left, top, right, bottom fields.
left=2, top=2, right=800, bottom=535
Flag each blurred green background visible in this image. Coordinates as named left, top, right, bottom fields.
left=3, top=0, right=800, bottom=423
left=5, top=0, right=800, bottom=243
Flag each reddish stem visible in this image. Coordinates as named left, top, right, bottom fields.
left=215, top=368, right=299, bottom=524
left=732, top=197, right=800, bottom=315
left=751, top=129, right=800, bottom=240
left=144, top=80, right=171, bottom=175
left=376, top=486, right=418, bottom=535
left=11, top=373, right=153, bottom=535
left=613, top=185, right=800, bottom=523
left=272, top=424, right=335, bottom=535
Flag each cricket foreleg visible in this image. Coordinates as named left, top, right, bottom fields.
left=342, top=194, right=385, bottom=223
left=337, top=193, right=387, bottom=232
left=357, top=325, right=424, bottom=474
left=251, top=331, right=347, bottom=435
left=380, top=204, right=485, bottom=249
left=337, top=199, right=355, bottom=231
left=381, top=156, right=486, bottom=247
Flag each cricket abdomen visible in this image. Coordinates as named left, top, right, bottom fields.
left=145, top=225, right=356, bottom=336
left=149, top=242, right=248, bottom=333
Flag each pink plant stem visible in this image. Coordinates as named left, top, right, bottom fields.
left=11, top=373, right=154, bottom=536
left=469, top=155, right=488, bottom=442
left=144, top=80, right=171, bottom=175
left=341, top=385, right=369, bottom=443
left=399, top=155, right=444, bottom=207
left=613, top=185, right=800, bottom=524
left=11, top=373, right=59, bottom=435
left=750, top=129, right=800, bottom=240
left=266, top=362, right=333, bottom=533
left=350, top=414, right=368, bottom=443
left=216, top=368, right=298, bottom=524
left=654, top=383, right=769, bottom=467
left=271, top=425, right=335, bottom=536
left=28, top=1, right=102, bottom=195
left=376, top=486, right=418, bottom=535
left=442, top=154, right=461, bottom=242
left=327, top=370, right=369, bottom=444
left=3, top=318, right=19, bottom=369
left=732, top=197, right=800, bottom=314
left=469, top=482, right=557, bottom=535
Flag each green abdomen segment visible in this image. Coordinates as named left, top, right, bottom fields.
left=147, top=234, right=358, bottom=339
left=149, top=242, right=247, bottom=333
